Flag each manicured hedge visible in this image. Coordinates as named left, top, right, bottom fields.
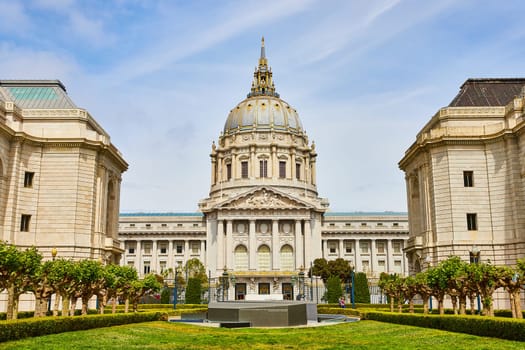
left=0, top=311, right=162, bottom=343
left=362, top=311, right=525, bottom=342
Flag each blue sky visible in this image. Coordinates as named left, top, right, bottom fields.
left=1, top=0, right=525, bottom=213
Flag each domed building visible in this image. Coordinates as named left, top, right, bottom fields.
left=119, top=39, right=409, bottom=302
left=199, top=38, right=329, bottom=299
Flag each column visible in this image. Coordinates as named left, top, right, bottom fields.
left=387, top=239, right=394, bottom=274
left=211, top=157, right=216, bottom=186
left=304, top=220, right=311, bottom=268
left=402, top=241, right=409, bottom=276
left=217, top=220, right=224, bottom=270
left=232, top=151, right=237, bottom=180
left=271, top=145, right=277, bottom=179
left=201, top=240, right=206, bottom=265
left=218, top=154, right=224, bottom=182
left=295, top=220, right=302, bottom=269
left=250, top=145, right=256, bottom=179
left=225, top=220, right=233, bottom=269
left=168, top=239, right=174, bottom=270
left=184, top=240, right=189, bottom=263
left=311, top=159, right=317, bottom=185
left=339, top=239, right=344, bottom=258
left=370, top=239, right=376, bottom=276
left=354, top=239, right=361, bottom=272
left=291, top=149, right=296, bottom=180
left=272, top=220, right=279, bottom=270
left=137, top=240, right=143, bottom=276
left=152, top=240, right=158, bottom=273
left=249, top=220, right=256, bottom=270
left=322, top=240, right=327, bottom=259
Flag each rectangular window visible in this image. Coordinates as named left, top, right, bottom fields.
left=161, top=223, right=167, bottom=227
left=143, top=262, right=151, bottom=274
left=463, top=171, right=474, bottom=187
left=394, top=260, right=402, bottom=273
left=393, top=223, right=399, bottom=227
left=20, top=214, right=31, bottom=232
left=24, top=172, right=34, bottom=188
left=378, top=260, right=386, bottom=271
left=226, top=163, right=232, bottom=180
left=329, top=223, right=335, bottom=227
left=258, top=283, right=270, bottom=295
left=159, top=261, right=166, bottom=273
left=377, top=223, right=383, bottom=226
left=393, top=241, right=402, bottom=253
left=360, top=241, right=369, bottom=254
left=128, top=247, right=135, bottom=254
left=145, top=224, right=151, bottom=228
left=329, top=242, right=336, bottom=254
left=345, top=242, right=353, bottom=254
left=176, top=244, right=183, bottom=254
left=130, top=223, right=136, bottom=227
left=192, top=242, right=199, bottom=254
left=260, top=159, right=268, bottom=178
left=159, top=244, right=167, bottom=254
left=295, top=163, right=301, bottom=180
left=144, top=243, right=152, bottom=255
left=177, top=223, right=183, bottom=227
left=193, top=223, right=199, bottom=227
left=345, top=223, right=351, bottom=227
left=467, top=213, right=477, bottom=231
left=361, top=223, right=367, bottom=227
left=279, top=161, right=286, bottom=178
left=241, top=161, right=248, bottom=178
left=376, top=242, right=385, bottom=254
left=362, top=260, right=369, bottom=272
left=127, top=261, right=135, bottom=267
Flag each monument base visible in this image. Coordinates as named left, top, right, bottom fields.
left=207, top=301, right=316, bottom=327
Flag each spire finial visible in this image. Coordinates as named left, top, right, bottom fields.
left=260, top=36, right=266, bottom=59
left=248, top=37, right=279, bottom=98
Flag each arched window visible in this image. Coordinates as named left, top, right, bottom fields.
left=257, top=245, right=271, bottom=271
left=234, top=245, right=248, bottom=271
left=280, top=245, right=294, bottom=271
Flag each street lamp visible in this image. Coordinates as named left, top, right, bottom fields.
left=220, top=266, right=230, bottom=302
left=173, top=266, right=181, bottom=309
left=48, top=248, right=58, bottom=313
left=469, top=245, right=481, bottom=314
left=298, top=266, right=305, bottom=301
left=349, top=263, right=355, bottom=309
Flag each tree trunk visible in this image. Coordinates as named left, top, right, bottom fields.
left=81, top=297, right=89, bottom=315
left=438, top=296, right=444, bottom=315
left=62, top=296, right=70, bottom=317
left=99, top=294, right=107, bottom=314
left=389, top=296, right=394, bottom=312
left=6, top=285, right=15, bottom=320
left=53, top=293, right=61, bottom=316
left=509, top=292, right=516, bottom=318
left=408, top=298, right=414, bottom=314
left=451, top=296, right=458, bottom=315
left=125, top=298, right=130, bottom=313
left=469, top=293, right=477, bottom=315
left=422, top=296, right=429, bottom=314
left=70, top=297, right=78, bottom=316
left=458, top=295, right=466, bottom=315
left=34, top=296, right=47, bottom=317
left=112, top=297, right=117, bottom=314
left=513, top=291, right=522, bottom=319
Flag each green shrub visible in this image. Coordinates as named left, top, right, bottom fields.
left=354, top=273, right=370, bottom=303
left=364, top=311, right=525, bottom=341
left=326, top=276, right=343, bottom=304
left=0, top=312, right=162, bottom=343
left=161, top=288, right=171, bottom=304
left=185, top=278, right=202, bottom=304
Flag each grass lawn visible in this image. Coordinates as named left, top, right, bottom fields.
left=2, top=320, right=524, bottom=350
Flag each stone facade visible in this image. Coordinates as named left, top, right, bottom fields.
left=399, top=79, right=525, bottom=275
left=119, top=39, right=409, bottom=301
left=0, top=80, right=127, bottom=262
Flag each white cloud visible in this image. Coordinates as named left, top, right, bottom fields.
left=0, top=1, right=32, bottom=35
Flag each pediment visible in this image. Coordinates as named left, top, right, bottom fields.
left=216, top=187, right=312, bottom=210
